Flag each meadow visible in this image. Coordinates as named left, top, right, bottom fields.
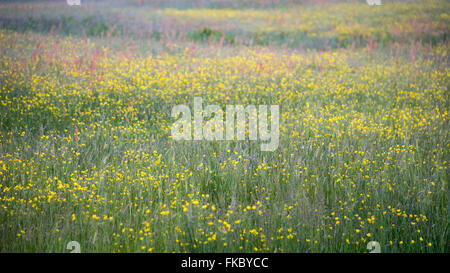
left=0, top=0, right=448, bottom=253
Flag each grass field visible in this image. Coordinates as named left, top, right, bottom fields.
left=0, top=0, right=448, bottom=253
